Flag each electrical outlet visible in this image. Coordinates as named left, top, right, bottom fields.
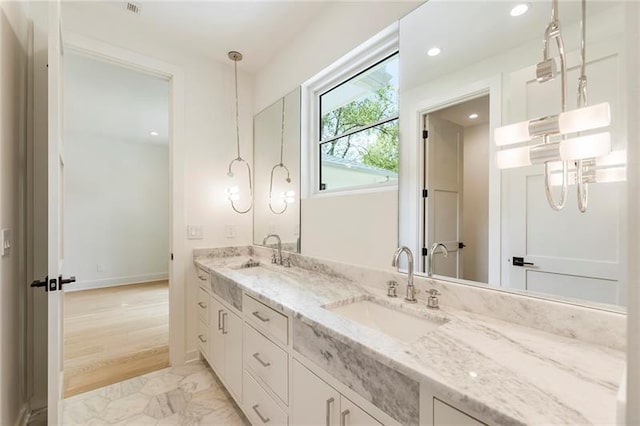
left=187, top=225, right=203, bottom=240
left=97, top=264, right=104, bottom=273
left=225, top=225, right=236, bottom=239
left=1, top=229, right=11, bottom=257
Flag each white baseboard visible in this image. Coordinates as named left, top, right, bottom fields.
left=184, top=349, right=199, bottom=364
left=15, top=404, right=29, bottom=426
left=64, top=272, right=169, bottom=292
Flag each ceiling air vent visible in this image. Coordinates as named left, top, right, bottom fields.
left=125, top=1, right=141, bottom=15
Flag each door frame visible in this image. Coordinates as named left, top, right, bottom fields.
left=410, top=77, right=501, bottom=281
left=62, top=32, right=187, bottom=366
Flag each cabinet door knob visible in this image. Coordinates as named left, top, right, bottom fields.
left=252, top=311, right=270, bottom=322
left=340, top=409, right=350, bottom=426
left=252, top=352, right=271, bottom=367
left=218, top=309, right=224, bottom=330
left=221, top=312, right=228, bottom=334
left=198, top=302, right=207, bottom=309
left=252, top=404, right=270, bottom=424
left=198, top=334, right=206, bottom=343
left=325, top=397, right=335, bottom=426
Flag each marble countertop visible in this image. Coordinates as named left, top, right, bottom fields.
left=194, top=255, right=624, bottom=426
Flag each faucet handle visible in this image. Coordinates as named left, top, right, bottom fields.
left=271, top=253, right=277, bottom=264
left=426, top=288, right=441, bottom=309
left=282, top=257, right=291, bottom=268
left=387, top=280, right=398, bottom=298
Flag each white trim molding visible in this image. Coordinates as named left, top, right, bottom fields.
left=301, top=23, right=399, bottom=199
left=63, top=31, right=187, bottom=366
left=63, top=273, right=169, bottom=292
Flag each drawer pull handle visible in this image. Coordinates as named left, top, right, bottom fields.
left=252, top=404, right=270, bottom=423
left=252, top=311, right=270, bottom=322
left=252, top=352, right=271, bottom=367
left=222, top=312, right=228, bottom=334
left=340, top=409, right=350, bottom=426
left=198, top=334, right=207, bottom=343
left=198, top=275, right=207, bottom=281
left=326, top=397, right=334, bottom=426
left=198, top=302, right=207, bottom=309
left=218, top=309, right=223, bottom=330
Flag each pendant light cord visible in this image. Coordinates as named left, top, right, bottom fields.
left=234, top=58, right=241, bottom=159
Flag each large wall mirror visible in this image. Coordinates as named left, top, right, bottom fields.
left=399, top=1, right=629, bottom=311
left=253, top=87, right=301, bottom=252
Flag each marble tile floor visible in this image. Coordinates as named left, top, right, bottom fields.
left=62, top=360, right=249, bottom=425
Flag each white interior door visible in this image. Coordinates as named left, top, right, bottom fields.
left=502, top=41, right=625, bottom=305
left=47, top=1, right=66, bottom=423
left=424, top=114, right=463, bottom=277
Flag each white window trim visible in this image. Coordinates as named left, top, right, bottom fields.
left=301, top=23, right=399, bottom=199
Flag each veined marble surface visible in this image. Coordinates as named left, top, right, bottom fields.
left=63, top=360, right=248, bottom=425
left=195, top=250, right=625, bottom=426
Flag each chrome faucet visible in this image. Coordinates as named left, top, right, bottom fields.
left=392, top=246, right=417, bottom=303
left=428, top=243, right=448, bottom=277
left=263, top=233, right=282, bottom=265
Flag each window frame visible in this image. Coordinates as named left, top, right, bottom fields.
left=302, top=25, right=400, bottom=198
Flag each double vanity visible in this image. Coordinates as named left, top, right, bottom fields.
left=192, top=245, right=624, bottom=426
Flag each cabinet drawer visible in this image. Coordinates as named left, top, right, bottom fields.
left=197, top=287, right=209, bottom=325
left=433, top=399, right=486, bottom=425
left=197, top=319, right=209, bottom=358
left=243, top=294, right=288, bottom=345
left=244, top=323, right=288, bottom=404
left=243, top=370, right=288, bottom=426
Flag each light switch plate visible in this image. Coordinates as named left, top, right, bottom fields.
left=1, top=228, right=11, bottom=257
left=225, top=225, right=236, bottom=239
left=187, top=225, right=203, bottom=240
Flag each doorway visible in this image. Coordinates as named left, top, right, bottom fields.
left=422, top=95, right=490, bottom=282
left=61, top=51, right=170, bottom=396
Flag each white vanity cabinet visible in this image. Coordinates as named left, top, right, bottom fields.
left=207, top=291, right=243, bottom=400
left=292, top=360, right=382, bottom=426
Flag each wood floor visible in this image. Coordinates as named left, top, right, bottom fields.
left=63, top=281, right=169, bottom=397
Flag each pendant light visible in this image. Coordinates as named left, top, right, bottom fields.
left=268, top=97, right=295, bottom=215
left=494, top=0, right=616, bottom=212
left=226, top=51, right=253, bottom=214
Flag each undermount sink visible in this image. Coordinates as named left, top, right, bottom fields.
left=326, top=299, right=447, bottom=343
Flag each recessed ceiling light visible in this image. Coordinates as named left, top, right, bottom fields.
left=149, top=131, right=159, bottom=136
left=469, top=113, right=479, bottom=119
left=427, top=47, right=441, bottom=57
left=510, top=3, right=529, bottom=17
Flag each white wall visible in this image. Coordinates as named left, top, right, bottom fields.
left=254, top=1, right=418, bottom=269
left=0, top=1, right=29, bottom=424
left=462, top=123, right=489, bottom=282
left=62, top=5, right=255, bottom=362
left=63, top=134, right=169, bottom=290
left=301, top=189, right=398, bottom=268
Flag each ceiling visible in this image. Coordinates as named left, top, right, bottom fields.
left=431, top=95, right=490, bottom=128
left=64, top=51, right=169, bottom=144
left=62, top=1, right=339, bottom=72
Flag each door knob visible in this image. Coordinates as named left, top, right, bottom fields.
left=513, top=257, right=534, bottom=267
left=30, top=276, right=48, bottom=289
left=59, top=276, right=76, bottom=286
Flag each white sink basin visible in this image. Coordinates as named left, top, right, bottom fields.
left=327, top=299, right=446, bottom=343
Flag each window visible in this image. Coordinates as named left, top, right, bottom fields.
left=317, top=53, right=399, bottom=192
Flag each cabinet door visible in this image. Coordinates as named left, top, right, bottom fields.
left=433, top=399, right=485, bottom=426
left=292, top=360, right=340, bottom=426
left=224, top=309, right=243, bottom=399
left=208, top=296, right=225, bottom=375
left=339, top=397, right=382, bottom=426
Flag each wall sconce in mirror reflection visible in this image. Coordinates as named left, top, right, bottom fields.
left=493, top=0, right=624, bottom=212
left=268, top=96, right=296, bottom=215
left=226, top=50, right=253, bottom=214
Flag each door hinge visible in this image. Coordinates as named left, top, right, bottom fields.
left=422, top=130, right=428, bottom=139
left=422, top=247, right=428, bottom=256
left=422, top=189, right=428, bottom=198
